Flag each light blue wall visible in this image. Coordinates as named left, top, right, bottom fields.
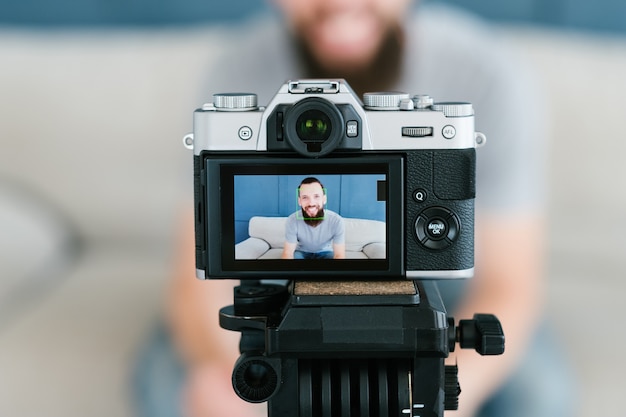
left=2, top=0, right=626, bottom=34
left=233, top=174, right=386, bottom=243
left=0, top=0, right=268, bottom=26
left=438, top=0, right=626, bottom=34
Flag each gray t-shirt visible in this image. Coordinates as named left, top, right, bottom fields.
left=200, top=4, right=548, bottom=310
left=201, top=4, right=547, bottom=214
left=285, top=210, right=345, bottom=253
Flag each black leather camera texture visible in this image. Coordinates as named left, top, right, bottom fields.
left=405, top=149, right=475, bottom=272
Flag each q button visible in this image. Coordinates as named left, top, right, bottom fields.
left=413, top=189, right=427, bottom=203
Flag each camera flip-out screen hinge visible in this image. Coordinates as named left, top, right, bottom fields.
left=288, top=80, right=340, bottom=94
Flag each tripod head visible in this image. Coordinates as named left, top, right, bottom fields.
left=220, top=280, right=504, bottom=417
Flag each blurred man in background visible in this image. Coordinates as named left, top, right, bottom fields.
left=135, top=1, right=573, bottom=416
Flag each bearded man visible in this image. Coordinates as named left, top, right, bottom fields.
left=281, top=177, right=346, bottom=260
left=134, top=2, right=574, bottom=417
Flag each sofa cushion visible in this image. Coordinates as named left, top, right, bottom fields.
left=249, top=216, right=287, bottom=249
left=343, top=218, right=385, bottom=252
left=247, top=216, right=386, bottom=252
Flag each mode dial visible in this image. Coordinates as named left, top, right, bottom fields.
left=213, top=93, right=258, bottom=111
left=363, top=92, right=410, bottom=110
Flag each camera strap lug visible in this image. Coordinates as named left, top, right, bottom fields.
left=182, top=133, right=194, bottom=150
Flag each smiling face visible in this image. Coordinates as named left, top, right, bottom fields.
left=274, top=0, right=412, bottom=73
left=298, top=181, right=327, bottom=219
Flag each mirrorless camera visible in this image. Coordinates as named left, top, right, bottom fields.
left=183, top=80, right=502, bottom=417
left=186, top=79, right=487, bottom=281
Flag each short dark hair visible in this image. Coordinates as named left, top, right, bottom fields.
left=298, top=177, right=325, bottom=196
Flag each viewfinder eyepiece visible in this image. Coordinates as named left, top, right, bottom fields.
left=285, top=97, right=344, bottom=157
left=295, top=109, right=331, bottom=142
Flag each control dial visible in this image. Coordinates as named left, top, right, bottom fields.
left=213, top=93, right=258, bottom=111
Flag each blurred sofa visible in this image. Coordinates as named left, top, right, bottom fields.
left=1, top=19, right=626, bottom=417
left=0, top=26, right=226, bottom=417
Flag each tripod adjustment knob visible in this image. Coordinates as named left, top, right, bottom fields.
left=457, top=314, right=505, bottom=355
left=444, top=365, right=461, bottom=410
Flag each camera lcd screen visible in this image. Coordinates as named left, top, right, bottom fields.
left=234, top=172, right=386, bottom=258
left=205, top=155, right=404, bottom=279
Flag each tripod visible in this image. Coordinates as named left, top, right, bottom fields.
left=219, top=280, right=504, bottom=417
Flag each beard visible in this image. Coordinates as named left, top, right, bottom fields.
left=294, top=24, right=405, bottom=98
left=302, top=206, right=325, bottom=227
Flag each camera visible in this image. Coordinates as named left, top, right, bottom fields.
left=183, top=80, right=502, bottom=417
left=186, top=79, right=487, bottom=281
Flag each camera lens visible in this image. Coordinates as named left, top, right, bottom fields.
left=296, top=110, right=331, bottom=142
left=284, top=97, right=344, bottom=157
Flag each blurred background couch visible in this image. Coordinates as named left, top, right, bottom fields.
left=1, top=1, right=625, bottom=416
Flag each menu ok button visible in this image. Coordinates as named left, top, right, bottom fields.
left=415, top=207, right=460, bottom=250
left=426, top=218, right=448, bottom=239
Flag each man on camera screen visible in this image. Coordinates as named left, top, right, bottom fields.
left=281, top=177, right=346, bottom=260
